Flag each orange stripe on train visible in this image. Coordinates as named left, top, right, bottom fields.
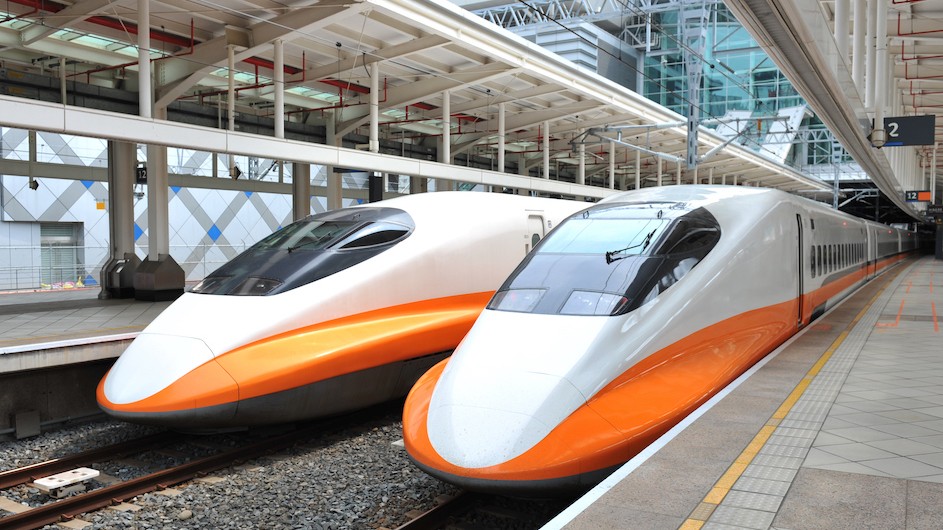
left=100, top=292, right=493, bottom=413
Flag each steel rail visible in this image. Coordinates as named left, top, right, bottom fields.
left=0, top=420, right=344, bottom=530
left=0, top=431, right=185, bottom=489
left=393, top=492, right=478, bottom=530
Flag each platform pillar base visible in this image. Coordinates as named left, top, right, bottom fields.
left=134, top=254, right=185, bottom=302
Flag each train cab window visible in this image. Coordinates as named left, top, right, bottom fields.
left=191, top=206, right=415, bottom=296
left=489, top=204, right=721, bottom=316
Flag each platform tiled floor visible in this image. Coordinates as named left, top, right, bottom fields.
left=0, top=288, right=170, bottom=347
left=556, top=256, right=943, bottom=530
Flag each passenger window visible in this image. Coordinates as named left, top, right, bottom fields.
left=810, top=246, right=816, bottom=278
left=336, top=222, right=410, bottom=249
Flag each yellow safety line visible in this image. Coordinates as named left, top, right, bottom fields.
left=678, top=268, right=903, bottom=529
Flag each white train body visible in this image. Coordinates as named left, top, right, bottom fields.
left=97, top=192, right=585, bottom=429
left=404, top=185, right=917, bottom=494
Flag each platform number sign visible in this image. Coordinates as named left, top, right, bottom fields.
left=883, top=115, right=936, bottom=146
left=905, top=190, right=932, bottom=202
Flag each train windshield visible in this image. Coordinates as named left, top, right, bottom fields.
left=488, top=204, right=720, bottom=316
left=190, top=207, right=414, bottom=296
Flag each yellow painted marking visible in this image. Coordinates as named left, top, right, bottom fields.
left=678, top=265, right=904, bottom=529
left=703, top=487, right=728, bottom=505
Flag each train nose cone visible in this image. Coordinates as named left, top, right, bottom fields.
left=102, top=333, right=219, bottom=404
left=427, top=371, right=585, bottom=468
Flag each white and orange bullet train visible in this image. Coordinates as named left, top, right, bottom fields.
left=403, top=185, right=918, bottom=495
left=97, top=192, right=585, bottom=429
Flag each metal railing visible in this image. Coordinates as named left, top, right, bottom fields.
left=0, top=244, right=249, bottom=291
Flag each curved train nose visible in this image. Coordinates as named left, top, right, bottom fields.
left=428, top=370, right=586, bottom=468
left=97, top=333, right=240, bottom=427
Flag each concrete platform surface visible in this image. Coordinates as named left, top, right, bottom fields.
left=549, top=256, right=943, bottom=530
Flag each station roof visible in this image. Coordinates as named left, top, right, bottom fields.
left=0, top=0, right=832, bottom=194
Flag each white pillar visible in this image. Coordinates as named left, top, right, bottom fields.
left=274, top=39, right=285, bottom=139
left=866, top=0, right=876, bottom=108
left=227, top=45, right=235, bottom=131
left=543, top=121, right=550, bottom=179
left=326, top=114, right=342, bottom=210
left=577, top=130, right=585, bottom=186
left=836, top=0, right=849, bottom=60
left=874, top=0, right=887, bottom=137
left=60, top=57, right=67, bottom=105
left=441, top=89, right=450, bottom=163
left=292, top=163, right=311, bottom=221
left=853, top=0, right=866, bottom=88
left=108, top=141, right=136, bottom=257
left=656, top=158, right=662, bottom=186
left=676, top=161, right=681, bottom=185
left=709, top=167, right=714, bottom=185
left=370, top=62, right=380, bottom=153
left=497, top=102, right=506, bottom=173
left=146, top=111, right=169, bottom=257
left=608, top=140, right=615, bottom=190
left=635, top=149, right=641, bottom=190
left=932, top=144, right=938, bottom=204
left=138, top=0, right=151, bottom=119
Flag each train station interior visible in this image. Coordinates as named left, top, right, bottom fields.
left=1, top=0, right=943, bottom=528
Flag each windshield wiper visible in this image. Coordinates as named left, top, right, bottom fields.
left=605, top=229, right=656, bottom=264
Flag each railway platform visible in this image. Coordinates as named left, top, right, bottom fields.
left=0, top=288, right=170, bottom=438
left=549, top=255, right=943, bottom=530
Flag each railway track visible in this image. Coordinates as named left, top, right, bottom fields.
left=0, top=412, right=382, bottom=530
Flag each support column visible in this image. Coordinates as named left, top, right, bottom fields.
left=438, top=89, right=452, bottom=191
left=498, top=103, right=506, bottom=173
left=635, top=149, right=641, bottom=190
left=836, top=0, right=849, bottom=60
left=293, top=163, right=311, bottom=220
left=274, top=39, right=285, bottom=139
left=872, top=0, right=888, bottom=145
left=99, top=141, right=140, bottom=299
left=543, top=121, right=550, bottom=179
left=853, top=0, right=866, bottom=88
left=656, top=158, right=663, bottom=187
left=325, top=113, right=343, bottom=210
left=709, top=167, right=714, bottom=185
left=138, top=0, right=151, bottom=119
left=227, top=45, right=236, bottom=131
left=676, top=161, right=682, bottom=185
left=136, top=106, right=183, bottom=301
left=932, top=144, right=938, bottom=204
left=577, top=130, right=585, bottom=187
left=608, top=141, right=615, bottom=190
left=370, top=62, right=380, bottom=153
left=866, top=0, right=876, bottom=108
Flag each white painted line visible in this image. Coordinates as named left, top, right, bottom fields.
left=0, top=333, right=139, bottom=355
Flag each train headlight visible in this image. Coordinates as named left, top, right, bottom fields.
left=231, top=277, right=283, bottom=296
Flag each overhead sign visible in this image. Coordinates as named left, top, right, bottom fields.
left=883, top=115, right=936, bottom=146
left=927, top=204, right=943, bottom=217
left=905, top=190, right=932, bottom=202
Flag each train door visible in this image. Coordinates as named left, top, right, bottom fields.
left=796, top=214, right=805, bottom=329
left=866, top=227, right=875, bottom=279
left=525, top=214, right=545, bottom=253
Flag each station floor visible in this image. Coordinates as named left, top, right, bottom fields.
left=551, top=255, right=943, bottom=530
left=0, top=288, right=169, bottom=350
